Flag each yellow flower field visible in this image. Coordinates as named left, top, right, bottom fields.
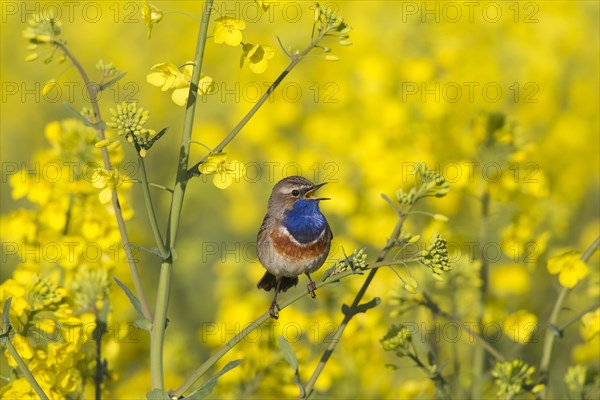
left=1, top=1, right=598, bottom=399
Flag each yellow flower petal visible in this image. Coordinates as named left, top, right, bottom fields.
left=242, top=44, right=275, bottom=74
left=99, top=188, right=112, bottom=204
left=171, top=87, right=189, bottom=106
left=249, top=59, right=268, bottom=74
left=198, top=75, right=215, bottom=95
left=199, top=162, right=218, bottom=175
left=95, top=139, right=110, bottom=148
left=213, top=171, right=233, bottom=189
left=41, top=79, right=57, bottom=97
left=226, top=160, right=244, bottom=179
left=558, top=260, right=589, bottom=288
left=547, top=256, right=563, bottom=275
left=146, top=62, right=181, bottom=90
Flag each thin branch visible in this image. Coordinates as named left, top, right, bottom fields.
left=472, top=189, right=491, bottom=399
left=538, top=236, right=599, bottom=398
left=186, top=32, right=327, bottom=178
left=276, top=35, right=291, bottom=58
left=138, top=156, right=169, bottom=258
left=1, top=299, right=49, bottom=400
left=53, top=40, right=153, bottom=322
left=4, top=336, right=49, bottom=399
left=555, top=301, right=600, bottom=333
left=303, top=200, right=414, bottom=397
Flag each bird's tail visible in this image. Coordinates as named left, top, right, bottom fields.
left=257, top=272, right=298, bottom=293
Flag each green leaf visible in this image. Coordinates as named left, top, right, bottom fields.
left=145, top=127, right=169, bottom=149
left=113, top=277, right=145, bottom=320
left=99, top=71, right=127, bottom=91
left=427, top=351, right=435, bottom=367
left=279, top=336, right=305, bottom=398
left=342, top=297, right=381, bottom=317
left=146, top=389, right=170, bottom=400
left=134, top=319, right=152, bottom=331
left=2, top=297, right=11, bottom=327
left=279, top=336, right=298, bottom=370
left=321, top=266, right=334, bottom=281
left=1, top=298, right=12, bottom=339
left=185, top=359, right=242, bottom=399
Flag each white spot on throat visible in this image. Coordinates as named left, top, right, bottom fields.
left=279, top=225, right=324, bottom=246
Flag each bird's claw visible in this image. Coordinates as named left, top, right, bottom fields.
left=269, top=302, right=280, bottom=319
left=307, top=281, right=317, bottom=298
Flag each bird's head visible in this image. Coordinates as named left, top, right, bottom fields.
left=267, top=176, right=330, bottom=218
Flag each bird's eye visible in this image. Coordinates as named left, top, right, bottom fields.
left=291, top=189, right=300, bottom=197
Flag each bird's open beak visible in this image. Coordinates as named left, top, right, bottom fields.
left=305, top=182, right=330, bottom=201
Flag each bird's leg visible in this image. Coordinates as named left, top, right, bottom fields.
left=306, top=273, right=317, bottom=298
left=269, top=279, right=282, bottom=319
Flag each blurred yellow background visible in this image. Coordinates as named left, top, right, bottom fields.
left=1, top=1, right=599, bottom=398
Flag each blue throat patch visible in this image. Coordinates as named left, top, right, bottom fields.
left=283, top=199, right=326, bottom=243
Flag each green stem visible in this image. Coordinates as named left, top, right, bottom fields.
left=166, top=0, right=213, bottom=250
left=171, top=258, right=406, bottom=398
left=54, top=40, right=153, bottom=322
left=471, top=189, right=490, bottom=399
left=138, top=156, right=169, bottom=258
left=538, top=236, right=599, bottom=398
left=150, top=0, right=214, bottom=391
left=1, top=324, right=48, bottom=399
left=150, top=261, right=172, bottom=390
left=94, top=307, right=107, bottom=400
left=186, top=32, right=326, bottom=177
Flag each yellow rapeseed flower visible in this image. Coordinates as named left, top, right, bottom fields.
left=0, top=377, right=36, bottom=398
left=580, top=308, right=599, bottom=342
left=213, top=17, right=246, bottom=46
left=503, top=310, right=537, bottom=343
left=146, top=62, right=182, bottom=91
left=171, top=65, right=214, bottom=106
left=91, top=168, right=123, bottom=204
left=147, top=63, right=214, bottom=106
left=490, top=264, right=530, bottom=296
left=198, top=153, right=244, bottom=189
left=141, top=1, right=163, bottom=39
left=240, top=43, right=275, bottom=74
left=5, top=334, right=34, bottom=367
left=547, top=251, right=589, bottom=288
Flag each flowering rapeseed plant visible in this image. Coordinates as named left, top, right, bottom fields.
left=1, top=118, right=127, bottom=399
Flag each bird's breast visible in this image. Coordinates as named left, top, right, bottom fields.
left=270, top=225, right=330, bottom=262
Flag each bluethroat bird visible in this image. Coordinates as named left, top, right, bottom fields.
left=257, top=176, right=333, bottom=319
